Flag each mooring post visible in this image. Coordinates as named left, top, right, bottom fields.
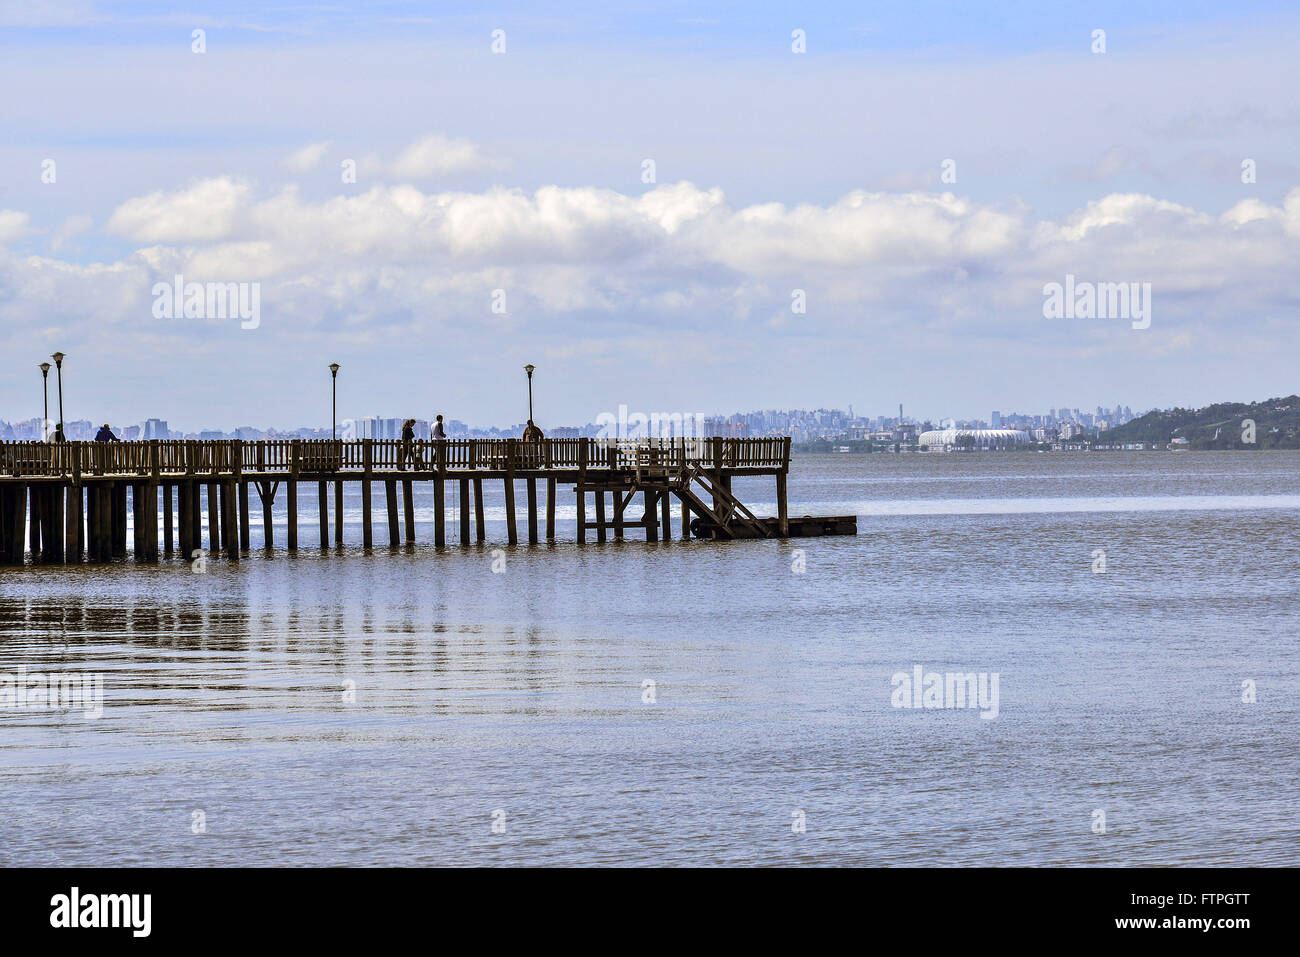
left=385, top=480, right=399, bottom=546
left=287, top=439, right=300, bottom=550
left=361, top=439, right=373, bottom=548
left=504, top=439, right=518, bottom=546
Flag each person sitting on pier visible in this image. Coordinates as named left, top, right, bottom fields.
left=94, top=423, right=118, bottom=442
left=431, top=415, right=446, bottom=440
left=522, top=419, right=544, bottom=442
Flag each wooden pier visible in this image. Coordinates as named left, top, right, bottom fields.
left=0, top=436, right=854, bottom=564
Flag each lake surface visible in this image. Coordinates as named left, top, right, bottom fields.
left=2, top=451, right=1298, bottom=866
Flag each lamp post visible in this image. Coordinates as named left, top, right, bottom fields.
left=51, top=352, right=65, bottom=436
left=329, top=363, right=340, bottom=440
left=39, top=363, right=50, bottom=440
left=524, top=364, right=535, bottom=424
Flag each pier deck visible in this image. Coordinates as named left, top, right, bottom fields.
left=0, top=436, right=855, bottom=564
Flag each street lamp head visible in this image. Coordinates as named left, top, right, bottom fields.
left=524, top=364, right=535, bottom=376
left=39, top=362, right=50, bottom=374
left=329, top=363, right=340, bottom=376
left=51, top=352, right=64, bottom=366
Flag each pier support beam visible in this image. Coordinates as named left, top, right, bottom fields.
left=67, top=484, right=83, bottom=562
left=402, top=480, right=414, bottom=544
left=163, top=484, right=174, bottom=556
left=661, top=490, right=671, bottom=541
left=526, top=477, right=538, bottom=545
left=546, top=477, right=556, bottom=542
left=473, top=478, right=485, bottom=543
left=178, top=482, right=193, bottom=559
left=334, top=480, right=343, bottom=546
left=45, top=485, right=65, bottom=563
left=208, top=483, right=220, bottom=554
left=317, top=481, right=329, bottom=547
left=459, top=478, right=470, bottom=545
left=504, top=478, right=517, bottom=546
left=385, top=480, right=399, bottom=547
left=595, top=489, right=607, bottom=543
left=224, top=479, right=239, bottom=561
left=287, top=480, right=298, bottom=550
left=28, top=487, right=40, bottom=558
left=239, top=481, right=251, bottom=552
left=776, top=471, right=789, bottom=537
left=644, top=490, right=658, bottom=542
left=434, top=477, right=445, bottom=547
left=575, top=488, right=586, bottom=544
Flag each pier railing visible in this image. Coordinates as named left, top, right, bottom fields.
left=0, top=437, right=790, bottom=478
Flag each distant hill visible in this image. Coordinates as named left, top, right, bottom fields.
left=1104, top=395, right=1300, bottom=449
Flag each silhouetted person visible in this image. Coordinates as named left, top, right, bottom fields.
left=522, top=419, right=543, bottom=442
left=431, top=415, right=446, bottom=440
left=398, top=418, right=416, bottom=470
left=52, top=422, right=66, bottom=442
left=94, top=423, right=118, bottom=442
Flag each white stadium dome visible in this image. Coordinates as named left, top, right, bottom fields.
left=918, top=428, right=1031, bottom=449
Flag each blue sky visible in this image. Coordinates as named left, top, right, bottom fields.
left=2, top=1, right=1299, bottom=430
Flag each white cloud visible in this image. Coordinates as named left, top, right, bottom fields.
left=284, top=141, right=332, bottom=172
left=389, top=133, right=491, bottom=180
left=0, top=210, right=30, bottom=243
left=105, top=177, right=250, bottom=243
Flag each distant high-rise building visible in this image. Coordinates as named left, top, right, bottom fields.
left=141, top=418, right=169, bottom=440
left=990, top=410, right=1002, bottom=428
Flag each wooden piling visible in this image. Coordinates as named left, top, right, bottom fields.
left=595, top=489, right=607, bottom=543
left=163, top=484, right=174, bottom=555
left=644, top=490, right=658, bottom=542
left=239, top=482, right=251, bottom=551
left=100, top=483, right=114, bottom=561
left=459, top=478, right=470, bottom=545
left=66, top=484, right=83, bottom=562
left=334, top=480, right=343, bottom=546
left=384, top=480, right=399, bottom=546
left=504, top=479, right=517, bottom=546
left=112, top=482, right=128, bottom=558
left=526, top=477, right=538, bottom=545
left=317, top=481, right=329, bottom=547
left=473, top=478, right=485, bottom=543
left=178, top=482, right=193, bottom=559
left=576, top=488, right=586, bottom=544
left=776, top=472, right=789, bottom=537
left=546, top=477, right=556, bottom=541
left=402, top=479, right=414, bottom=544
left=661, top=490, right=671, bottom=541
left=46, top=485, right=65, bottom=563
left=132, top=483, right=146, bottom=560
left=28, top=485, right=40, bottom=558
left=224, top=479, right=239, bottom=561
left=433, top=478, right=446, bottom=548
left=613, top=489, right=624, bottom=541
left=361, top=440, right=373, bottom=548
left=143, top=483, right=159, bottom=561
left=208, top=483, right=221, bottom=554
left=287, top=440, right=300, bottom=550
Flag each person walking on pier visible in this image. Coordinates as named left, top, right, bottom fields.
left=94, top=423, right=118, bottom=442
left=398, top=418, right=418, bottom=471
left=431, top=415, right=446, bottom=441
left=522, top=419, right=544, bottom=442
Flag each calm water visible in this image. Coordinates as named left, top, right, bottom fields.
left=2, top=451, right=1298, bottom=866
